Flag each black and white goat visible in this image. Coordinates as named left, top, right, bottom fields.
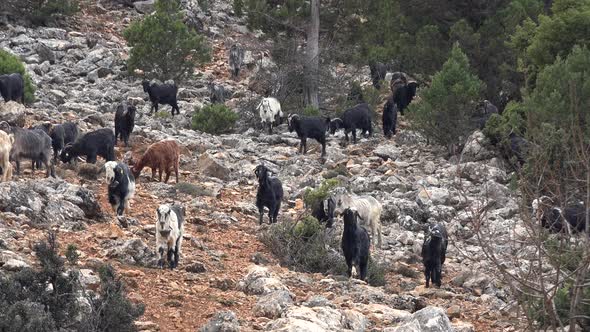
left=421, top=223, right=448, bottom=288
left=228, top=44, right=245, bottom=79
left=156, top=204, right=185, bottom=269
left=341, top=208, right=370, bottom=281
left=288, top=114, right=330, bottom=157
left=142, top=80, right=180, bottom=116
left=0, top=73, right=24, bottom=103
left=115, top=102, right=136, bottom=147
left=60, top=128, right=116, bottom=164
left=329, top=103, right=373, bottom=144
left=255, top=164, right=283, bottom=225
left=0, top=122, right=55, bottom=177
left=258, top=97, right=283, bottom=134
left=332, top=187, right=383, bottom=248
left=532, top=196, right=587, bottom=234
left=104, top=161, right=135, bottom=216
left=208, top=82, right=228, bottom=104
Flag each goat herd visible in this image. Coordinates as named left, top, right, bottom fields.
left=1, top=63, right=586, bottom=288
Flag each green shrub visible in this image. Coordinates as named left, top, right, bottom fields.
left=407, top=43, right=484, bottom=153
left=0, top=233, right=144, bottom=331
left=293, top=215, right=322, bottom=240
left=482, top=101, right=526, bottom=145
left=260, top=217, right=348, bottom=276
left=366, top=257, right=387, bottom=287
left=302, top=105, right=320, bottom=116
left=154, top=110, right=171, bottom=119
left=191, top=104, right=239, bottom=135
left=260, top=216, right=386, bottom=286
left=29, top=0, right=79, bottom=26
left=124, top=0, right=211, bottom=81
left=0, top=49, right=35, bottom=103
left=303, top=178, right=339, bottom=211
left=80, top=264, right=145, bottom=332
left=65, top=243, right=79, bottom=265
left=233, top=0, right=244, bottom=17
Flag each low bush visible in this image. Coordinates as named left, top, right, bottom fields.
left=302, top=106, right=320, bottom=116
left=30, top=0, right=79, bottom=26
left=0, top=49, right=36, bottom=103
left=0, top=233, right=144, bottom=331
left=191, top=104, right=239, bottom=135
left=303, top=178, right=339, bottom=211
left=260, top=214, right=386, bottom=286
left=233, top=0, right=244, bottom=17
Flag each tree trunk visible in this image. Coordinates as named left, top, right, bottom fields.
left=304, top=0, right=320, bottom=109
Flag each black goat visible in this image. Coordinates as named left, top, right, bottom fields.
left=288, top=114, right=330, bottom=157
left=369, top=62, right=388, bottom=89
left=421, top=223, right=448, bottom=288
left=533, top=196, right=587, bottom=234
left=228, top=44, right=245, bottom=79
left=142, top=80, right=180, bottom=116
left=60, top=128, right=116, bottom=164
left=3, top=123, right=55, bottom=177
left=254, top=164, right=283, bottom=225
left=329, top=103, right=373, bottom=144
left=312, top=197, right=335, bottom=228
left=391, top=78, right=418, bottom=116
left=30, top=122, right=78, bottom=167
left=382, top=96, right=398, bottom=139
left=341, top=208, right=370, bottom=281
left=105, top=161, right=135, bottom=216
left=0, top=73, right=24, bottom=103
left=114, top=102, right=136, bottom=147
left=509, top=132, right=528, bottom=167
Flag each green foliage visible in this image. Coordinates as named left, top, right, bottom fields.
left=407, top=44, right=484, bottom=153
left=124, top=0, right=211, bottom=81
left=293, top=216, right=322, bottom=239
left=191, top=104, right=239, bottom=135
left=303, top=178, right=339, bottom=211
left=302, top=106, right=320, bottom=116
left=366, top=257, right=387, bottom=287
left=0, top=234, right=144, bottom=331
left=260, top=218, right=348, bottom=276
left=80, top=264, right=145, bottom=332
left=65, top=243, right=79, bottom=265
left=260, top=216, right=386, bottom=286
left=154, top=110, right=171, bottom=119
left=233, top=0, right=244, bottom=17
left=361, top=85, right=384, bottom=112
left=0, top=49, right=35, bottom=103
left=483, top=101, right=526, bottom=144
left=29, top=0, right=79, bottom=26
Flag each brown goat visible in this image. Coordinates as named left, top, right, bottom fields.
left=132, top=139, right=180, bottom=183
left=0, top=130, right=13, bottom=181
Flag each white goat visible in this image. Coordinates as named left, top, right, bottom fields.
left=0, top=130, right=13, bottom=181
left=257, top=97, right=283, bottom=134
left=156, top=204, right=185, bottom=269
left=332, top=187, right=383, bottom=248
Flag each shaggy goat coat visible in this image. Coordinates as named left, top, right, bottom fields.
left=341, top=208, right=370, bottom=281
left=105, top=161, right=135, bottom=216
left=287, top=114, right=330, bottom=157
left=421, top=223, right=448, bottom=288
left=60, top=128, right=116, bottom=164
left=255, top=164, right=284, bottom=224
left=258, top=97, right=283, bottom=134
left=0, top=130, right=14, bottom=181
left=332, top=188, right=383, bottom=248
left=0, top=73, right=24, bottom=103
left=132, top=139, right=180, bottom=183
left=156, top=204, right=185, bottom=269
left=329, top=103, right=373, bottom=144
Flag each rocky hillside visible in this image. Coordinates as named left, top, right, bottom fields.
left=0, top=1, right=529, bottom=331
